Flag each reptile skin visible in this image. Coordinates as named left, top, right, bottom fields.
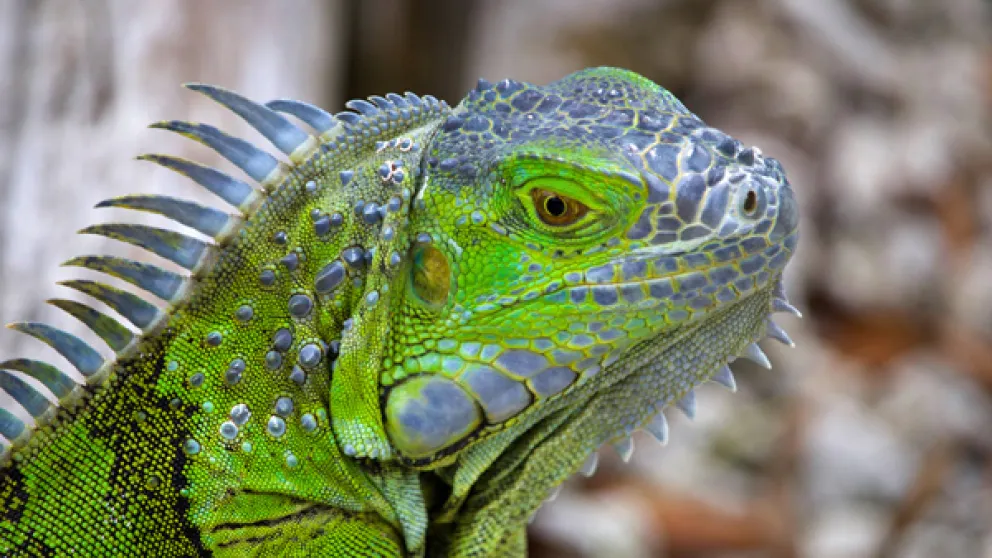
left=0, top=67, right=800, bottom=557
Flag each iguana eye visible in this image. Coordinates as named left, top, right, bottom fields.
left=531, top=189, right=587, bottom=226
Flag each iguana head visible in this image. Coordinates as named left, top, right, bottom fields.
left=383, top=67, right=799, bottom=465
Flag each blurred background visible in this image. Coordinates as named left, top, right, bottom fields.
left=1, top=0, right=990, bottom=556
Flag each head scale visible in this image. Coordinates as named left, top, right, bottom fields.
left=383, top=67, right=799, bottom=464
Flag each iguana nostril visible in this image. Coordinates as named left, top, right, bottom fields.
left=743, top=190, right=757, bottom=214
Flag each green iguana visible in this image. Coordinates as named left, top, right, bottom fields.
left=0, top=67, right=800, bottom=557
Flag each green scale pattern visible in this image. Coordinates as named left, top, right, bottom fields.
left=0, top=67, right=800, bottom=557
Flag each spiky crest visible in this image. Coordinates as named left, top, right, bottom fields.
left=0, top=84, right=448, bottom=466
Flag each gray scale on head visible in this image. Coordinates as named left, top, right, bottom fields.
left=259, top=269, right=276, bottom=286
left=378, top=163, right=392, bottom=181
left=681, top=142, right=713, bottom=173
left=313, top=215, right=331, bottom=236
left=183, top=439, right=201, bottom=455
left=273, top=231, right=288, bottom=245
left=230, top=403, right=251, bottom=426
left=712, top=245, right=742, bottom=263
left=288, top=365, right=306, bottom=386
left=716, top=288, right=737, bottom=303
left=342, top=246, right=365, bottom=268
left=620, top=260, right=647, bottom=281
left=189, top=372, right=204, bottom=388
left=620, top=284, right=644, bottom=304
left=740, top=236, right=769, bottom=254
left=584, top=264, right=615, bottom=284
left=493, top=349, right=550, bottom=378
left=366, top=291, right=380, bottom=307
left=700, top=183, right=731, bottom=229
left=598, top=328, right=626, bottom=342
left=385, top=375, right=481, bottom=457
left=275, top=396, right=294, bottom=417
left=265, top=350, right=282, bottom=370
left=460, top=364, right=532, bottom=423
left=273, top=328, right=293, bottom=352
left=362, top=203, right=381, bottom=224
left=288, top=294, right=313, bottom=319
left=680, top=224, right=712, bottom=242
left=530, top=366, right=578, bottom=397
left=219, top=421, right=238, bottom=440
left=285, top=451, right=299, bottom=469
left=315, top=260, right=346, bottom=294
left=705, top=165, right=727, bottom=188
left=569, top=334, right=595, bottom=349
left=224, top=362, right=243, bottom=386
left=738, top=254, right=766, bottom=275
left=591, top=285, right=619, bottom=306
left=675, top=174, right=706, bottom=224
left=235, top=304, right=254, bottom=322
left=280, top=252, right=299, bottom=271
left=643, top=143, right=681, bottom=183
left=300, top=413, right=317, bottom=432
left=205, top=331, right=223, bottom=346
left=267, top=415, right=286, bottom=438
left=569, top=286, right=588, bottom=304
left=299, top=343, right=323, bottom=368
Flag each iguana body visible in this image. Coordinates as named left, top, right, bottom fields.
left=0, top=68, right=800, bottom=556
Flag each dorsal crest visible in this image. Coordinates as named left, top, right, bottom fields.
left=0, top=83, right=448, bottom=467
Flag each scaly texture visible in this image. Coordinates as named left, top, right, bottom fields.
left=0, top=67, right=800, bottom=557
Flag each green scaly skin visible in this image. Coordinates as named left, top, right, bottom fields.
left=0, top=67, right=800, bottom=556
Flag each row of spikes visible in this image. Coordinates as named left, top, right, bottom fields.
left=537, top=281, right=801, bottom=515
left=529, top=286, right=799, bottom=522
left=0, top=85, right=448, bottom=461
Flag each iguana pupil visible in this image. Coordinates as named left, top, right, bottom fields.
left=533, top=188, right=586, bottom=226
left=544, top=195, right=566, bottom=216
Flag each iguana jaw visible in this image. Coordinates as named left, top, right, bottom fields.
left=430, top=266, right=797, bottom=535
